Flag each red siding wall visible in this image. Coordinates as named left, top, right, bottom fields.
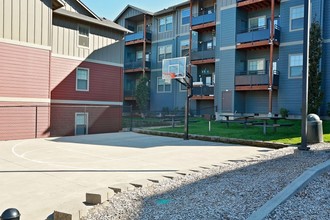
left=0, top=43, right=50, bottom=140
left=0, top=105, right=50, bottom=140
left=0, top=42, right=50, bottom=99
left=50, top=105, right=122, bottom=137
left=51, top=57, right=123, bottom=102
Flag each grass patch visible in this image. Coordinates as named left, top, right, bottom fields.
left=153, top=118, right=330, bottom=145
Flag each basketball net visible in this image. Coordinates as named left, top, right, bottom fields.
left=162, top=72, right=176, bottom=84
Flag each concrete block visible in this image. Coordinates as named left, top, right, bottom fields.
left=162, top=173, right=183, bottom=179
left=108, top=183, right=135, bottom=193
left=130, top=179, right=154, bottom=188
left=53, top=209, right=86, bottom=220
left=176, top=170, right=194, bottom=175
left=85, top=189, right=115, bottom=205
left=147, top=176, right=167, bottom=183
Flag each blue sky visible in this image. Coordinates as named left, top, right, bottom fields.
left=81, top=0, right=188, bottom=20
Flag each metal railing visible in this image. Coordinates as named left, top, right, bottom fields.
left=191, top=9, right=216, bottom=26
left=235, top=70, right=280, bottom=86
left=193, top=85, right=214, bottom=96
left=191, top=46, right=215, bottom=61
left=124, top=60, right=151, bottom=70
left=125, top=31, right=152, bottom=42
left=237, top=25, right=281, bottom=44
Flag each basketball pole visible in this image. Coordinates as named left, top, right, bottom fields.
left=176, top=72, right=193, bottom=140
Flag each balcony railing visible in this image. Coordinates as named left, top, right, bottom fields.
left=192, top=10, right=216, bottom=26
left=235, top=70, right=279, bottom=87
left=193, top=85, right=214, bottom=96
left=191, top=47, right=215, bottom=61
left=124, top=60, right=151, bottom=70
left=237, top=25, right=281, bottom=44
left=125, top=31, right=152, bottom=42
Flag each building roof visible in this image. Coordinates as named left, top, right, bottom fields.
left=52, top=0, right=65, bottom=10
left=154, top=1, right=190, bottom=16
left=75, top=0, right=100, bottom=20
left=114, top=4, right=154, bottom=23
left=54, top=8, right=132, bottom=33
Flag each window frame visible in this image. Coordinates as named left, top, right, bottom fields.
left=158, top=45, right=172, bottom=62
left=76, top=67, right=90, bottom=91
left=288, top=53, right=303, bottom=79
left=180, top=40, right=190, bottom=57
left=75, top=112, right=88, bottom=135
left=247, top=58, right=265, bottom=74
left=248, top=16, right=266, bottom=32
left=157, top=77, right=172, bottom=93
left=159, top=15, right=173, bottom=33
left=77, top=24, right=90, bottom=48
left=181, top=8, right=190, bottom=26
left=290, top=5, right=304, bottom=32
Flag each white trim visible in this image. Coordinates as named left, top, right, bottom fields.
left=220, top=4, right=236, bottom=11
left=324, top=39, right=330, bottom=43
left=220, top=45, right=235, bottom=51
left=290, top=5, right=304, bottom=32
left=0, top=38, right=51, bottom=51
left=288, top=53, right=303, bottom=79
left=51, top=99, right=123, bottom=106
left=158, top=44, right=173, bottom=62
left=75, top=112, right=89, bottom=135
left=280, top=40, right=303, bottom=47
left=77, top=24, right=90, bottom=49
left=158, top=15, right=173, bottom=33
left=76, top=68, right=90, bottom=92
left=51, top=54, right=123, bottom=67
left=0, top=97, right=50, bottom=103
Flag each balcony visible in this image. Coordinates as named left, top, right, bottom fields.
left=235, top=70, right=279, bottom=91
left=124, top=89, right=136, bottom=100
left=192, top=84, right=214, bottom=100
left=236, top=25, right=281, bottom=49
left=237, top=0, right=281, bottom=11
left=124, top=60, right=151, bottom=73
left=125, top=31, right=152, bottom=45
left=191, top=9, right=216, bottom=31
left=191, top=42, right=215, bottom=64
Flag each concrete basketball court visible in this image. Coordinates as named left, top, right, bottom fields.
left=0, top=132, right=274, bottom=219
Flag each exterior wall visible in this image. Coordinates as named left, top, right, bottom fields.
left=50, top=105, right=122, bottom=137
left=51, top=57, right=123, bottom=102
left=116, top=8, right=145, bottom=28
left=0, top=42, right=51, bottom=140
left=0, top=0, right=52, bottom=46
left=52, top=15, right=124, bottom=63
left=0, top=42, right=51, bottom=99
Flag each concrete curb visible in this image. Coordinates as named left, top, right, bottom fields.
left=247, top=159, right=330, bottom=220
left=134, top=129, right=290, bottom=149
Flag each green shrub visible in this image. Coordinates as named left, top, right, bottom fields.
left=280, top=108, right=289, bottom=118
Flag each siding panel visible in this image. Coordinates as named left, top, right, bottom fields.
left=0, top=42, right=50, bottom=99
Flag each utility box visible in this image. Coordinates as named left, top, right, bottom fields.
left=307, top=114, right=323, bottom=144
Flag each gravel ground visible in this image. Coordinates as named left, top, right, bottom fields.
left=84, top=143, right=330, bottom=220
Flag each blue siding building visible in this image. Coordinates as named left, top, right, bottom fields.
left=116, top=0, right=330, bottom=117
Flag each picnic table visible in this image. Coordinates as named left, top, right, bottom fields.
left=253, top=116, right=290, bottom=134
left=219, top=114, right=254, bottom=128
left=164, top=114, right=184, bottom=128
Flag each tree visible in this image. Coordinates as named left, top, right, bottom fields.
left=136, top=76, right=149, bottom=116
left=308, top=20, right=323, bottom=114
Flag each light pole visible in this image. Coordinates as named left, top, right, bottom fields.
left=300, top=0, right=311, bottom=150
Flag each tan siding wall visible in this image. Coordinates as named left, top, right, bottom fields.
left=0, top=0, right=51, bottom=46
left=52, top=15, right=124, bottom=64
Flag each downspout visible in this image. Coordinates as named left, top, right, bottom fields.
left=143, top=14, right=147, bottom=78
left=268, top=0, right=275, bottom=115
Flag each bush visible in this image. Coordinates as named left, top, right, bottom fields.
left=280, top=108, right=289, bottom=118
left=327, top=103, right=330, bottom=116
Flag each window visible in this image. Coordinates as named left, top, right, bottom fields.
left=158, top=45, right=172, bottom=62
left=289, top=54, right=303, bottom=78
left=76, top=68, right=89, bottom=91
left=181, top=8, right=190, bottom=25
left=290, top=5, right=304, bottom=31
left=157, top=77, right=171, bottom=93
left=249, top=16, right=266, bottom=31
left=136, top=51, right=143, bottom=61
left=159, top=16, right=173, bottom=32
left=137, top=24, right=144, bottom=32
left=78, top=25, right=89, bottom=47
left=248, top=59, right=265, bottom=74
left=75, top=113, right=88, bottom=135
left=180, top=40, right=189, bottom=57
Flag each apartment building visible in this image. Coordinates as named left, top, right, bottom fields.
left=117, top=0, right=329, bottom=118
left=0, top=0, right=128, bottom=140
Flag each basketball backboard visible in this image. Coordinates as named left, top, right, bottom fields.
left=162, top=57, right=187, bottom=84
